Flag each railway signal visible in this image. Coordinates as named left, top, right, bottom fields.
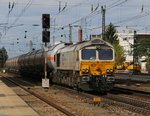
left=42, top=30, right=50, bottom=42
left=42, top=14, right=50, bottom=29
left=42, top=14, right=50, bottom=88
left=42, top=14, right=50, bottom=43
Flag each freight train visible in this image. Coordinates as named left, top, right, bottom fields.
left=5, top=38, right=115, bottom=92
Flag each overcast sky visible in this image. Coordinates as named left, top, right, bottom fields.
left=0, top=0, right=150, bottom=58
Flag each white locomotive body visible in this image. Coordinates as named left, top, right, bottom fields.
left=6, top=39, right=115, bottom=92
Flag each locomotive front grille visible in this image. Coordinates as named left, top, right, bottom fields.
left=80, top=61, right=114, bottom=76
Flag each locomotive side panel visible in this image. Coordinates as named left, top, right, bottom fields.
left=58, top=51, right=78, bottom=70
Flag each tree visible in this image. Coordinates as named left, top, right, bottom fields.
left=104, top=22, right=119, bottom=45
left=146, top=56, right=150, bottom=74
left=104, top=23, right=125, bottom=66
left=136, top=39, right=150, bottom=57
left=136, top=39, right=150, bottom=73
left=0, top=47, right=8, bottom=68
left=113, top=44, right=125, bottom=66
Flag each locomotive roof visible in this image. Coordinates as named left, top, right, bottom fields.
left=7, top=39, right=113, bottom=61
left=57, top=38, right=113, bottom=53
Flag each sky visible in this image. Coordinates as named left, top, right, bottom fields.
left=0, top=0, right=150, bottom=58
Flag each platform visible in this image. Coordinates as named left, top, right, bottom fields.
left=0, top=76, right=39, bottom=116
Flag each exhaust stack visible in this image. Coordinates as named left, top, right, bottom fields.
left=78, top=27, right=82, bottom=43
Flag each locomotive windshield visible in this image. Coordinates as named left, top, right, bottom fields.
left=98, top=49, right=113, bottom=60
left=81, top=49, right=96, bottom=60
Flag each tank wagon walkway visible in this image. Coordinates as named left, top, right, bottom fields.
left=0, top=75, right=39, bottom=116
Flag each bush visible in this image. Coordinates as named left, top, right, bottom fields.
left=146, top=56, right=150, bottom=74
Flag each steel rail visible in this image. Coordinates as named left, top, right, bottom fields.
left=2, top=76, right=76, bottom=116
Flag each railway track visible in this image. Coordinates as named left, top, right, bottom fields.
left=55, top=83, right=150, bottom=115
left=1, top=73, right=150, bottom=115
left=106, top=87, right=150, bottom=115
left=105, top=94, right=150, bottom=115
left=108, top=87, right=150, bottom=114
left=1, top=76, right=76, bottom=116
left=112, top=87, right=150, bottom=98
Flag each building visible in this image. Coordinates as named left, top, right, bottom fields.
left=118, top=32, right=150, bottom=73
left=117, top=32, right=134, bottom=62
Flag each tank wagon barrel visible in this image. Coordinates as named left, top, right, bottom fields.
left=5, top=38, right=115, bottom=92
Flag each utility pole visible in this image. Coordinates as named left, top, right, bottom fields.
left=69, top=24, right=72, bottom=43
left=133, top=30, right=138, bottom=74
left=101, top=6, right=106, bottom=40
left=29, top=40, right=33, bottom=51
left=59, top=1, right=61, bottom=13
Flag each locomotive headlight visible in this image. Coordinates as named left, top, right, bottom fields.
left=106, top=69, right=110, bottom=73
left=106, top=69, right=113, bottom=75
left=110, top=69, right=113, bottom=72
left=82, top=68, right=89, bottom=73
left=106, top=69, right=113, bottom=72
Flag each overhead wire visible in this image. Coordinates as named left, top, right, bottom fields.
left=0, top=0, right=34, bottom=53
left=8, top=0, right=33, bottom=29
left=91, top=5, right=150, bottom=31
left=2, top=0, right=149, bottom=48
left=51, top=0, right=129, bottom=38
left=63, top=0, right=128, bottom=27
left=0, top=0, right=34, bottom=42
left=89, top=0, right=150, bottom=31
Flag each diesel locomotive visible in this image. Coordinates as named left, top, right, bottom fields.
left=5, top=38, right=115, bottom=92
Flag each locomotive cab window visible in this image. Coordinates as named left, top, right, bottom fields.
left=98, top=49, right=113, bottom=60
left=81, top=49, right=96, bottom=60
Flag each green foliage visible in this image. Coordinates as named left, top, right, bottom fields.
left=136, top=39, right=150, bottom=57
left=135, top=36, right=150, bottom=73
left=113, top=44, right=125, bottom=66
left=104, top=23, right=125, bottom=66
left=104, top=22, right=119, bottom=45
left=146, top=56, right=150, bottom=74
left=0, top=47, right=8, bottom=68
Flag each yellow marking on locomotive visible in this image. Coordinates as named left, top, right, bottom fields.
left=80, top=61, right=114, bottom=76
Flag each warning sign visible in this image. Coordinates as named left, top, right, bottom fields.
left=42, top=78, right=49, bottom=88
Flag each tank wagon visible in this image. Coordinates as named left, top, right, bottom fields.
left=6, top=38, right=115, bottom=92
